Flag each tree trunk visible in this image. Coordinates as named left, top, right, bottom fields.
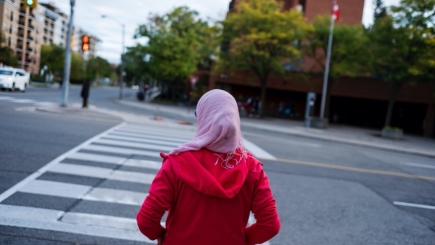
left=258, top=75, right=268, bottom=118
left=384, top=81, right=400, bottom=128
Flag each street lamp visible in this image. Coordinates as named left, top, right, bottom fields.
left=101, top=15, right=125, bottom=100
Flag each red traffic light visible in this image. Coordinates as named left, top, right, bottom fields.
left=81, top=35, right=90, bottom=51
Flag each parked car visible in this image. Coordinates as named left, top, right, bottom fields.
left=0, top=67, right=30, bottom=92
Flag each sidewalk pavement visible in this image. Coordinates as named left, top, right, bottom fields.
left=115, top=98, right=435, bottom=158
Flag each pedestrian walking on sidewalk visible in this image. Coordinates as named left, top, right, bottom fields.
left=136, top=89, right=280, bottom=245
left=80, top=78, right=90, bottom=108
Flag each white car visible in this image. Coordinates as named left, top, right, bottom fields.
left=0, top=68, right=30, bottom=92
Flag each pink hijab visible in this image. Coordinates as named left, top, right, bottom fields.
left=170, top=89, right=245, bottom=167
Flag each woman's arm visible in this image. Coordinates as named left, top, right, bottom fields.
left=136, top=155, right=176, bottom=241
left=245, top=167, right=280, bottom=245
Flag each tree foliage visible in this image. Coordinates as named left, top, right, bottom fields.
left=216, top=0, right=310, bottom=117
left=0, top=31, right=18, bottom=67
left=40, top=44, right=65, bottom=79
left=367, top=0, right=435, bottom=127
left=86, top=56, right=112, bottom=81
left=133, top=6, right=220, bottom=101
left=303, top=15, right=368, bottom=117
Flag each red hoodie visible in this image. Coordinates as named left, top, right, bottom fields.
left=136, top=149, right=280, bottom=245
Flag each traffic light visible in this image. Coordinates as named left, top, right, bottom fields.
left=24, top=0, right=38, bottom=8
left=81, top=35, right=90, bottom=51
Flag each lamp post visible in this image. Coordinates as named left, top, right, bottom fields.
left=61, top=0, right=75, bottom=107
left=102, top=15, right=125, bottom=100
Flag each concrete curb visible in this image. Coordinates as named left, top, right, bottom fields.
left=240, top=123, right=435, bottom=159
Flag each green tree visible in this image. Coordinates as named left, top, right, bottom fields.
left=134, top=6, right=220, bottom=102
left=0, top=31, right=18, bottom=67
left=123, top=44, right=150, bottom=84
left=368, top=0, right=435, bottom=128
left=40, top=44, right=65, bottom=80
left=373, top=0, right=387, bottom=19
left=215, top=0, right=310, bottom=117
left=303, top=15, right=368, bottom=118
left=86, top=56, right=112, bottom=81
left=70, top=52, right=85, bottom=83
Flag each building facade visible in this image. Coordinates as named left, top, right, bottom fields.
left=0, top=0, right=43, bottom=74
left=0, top=1, right=100, bottom=74
left=209, top=0, right=435, bottom=137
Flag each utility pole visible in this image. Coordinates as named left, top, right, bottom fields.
left=119, top=23, right=125, bottom=100
left=61, top=0, right=75, bottom=107
left=320, top=1, right=339, bottom=119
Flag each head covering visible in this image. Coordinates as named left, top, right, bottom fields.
left=170, top=89, right=246, bottom=167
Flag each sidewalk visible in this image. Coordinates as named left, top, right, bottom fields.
left=116, top=98, right=435, bottom=158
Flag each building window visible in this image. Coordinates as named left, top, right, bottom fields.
left=10, top=12, right=14, bottom=21
left=8, top=37, right=11, bottom=47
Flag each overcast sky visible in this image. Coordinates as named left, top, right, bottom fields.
left=44, top=0, right=401, bottom=64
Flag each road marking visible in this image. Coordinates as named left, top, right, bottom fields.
left=114, top=128, right=194, bottom=139
left=19, top=179, right=146, bottom=206
left=0, top=122, right=126, bottom=203
left=50, top=163, right=155, bottom=184
left=0, top=204, right=152, bottom=243
left=272, top=158, right=435, bottom=181
left=94, top=139, right=174, bottom=152
left=8, top=99, right=35, bottom=103
left=108, top=131, right=187, bottom=144
left=102, top=135, right=181, bottom=147
left=83, top=144, right=159, bottom=156
left=400, top=162, right=435, bottom=170
left=84, top=188, right=146, bottom=206
left=20, top=180, right=91, bottom=199
left=50, top=163, right=113, bottom=178
left=67, top=152, right=127, bottom=164
left=0, top=96, right=14, bottom=100
left=118, top=125, right=195, bottom=136
left=393, top=201, right=435, bottom=210
left=243, top=139, right=277, bottom=160
left=61, top=212, right=138, bottom=230
left=124, top=159, right=162, bottom=170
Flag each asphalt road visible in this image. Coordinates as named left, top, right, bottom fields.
left=0, top=86, right=434, bottom=244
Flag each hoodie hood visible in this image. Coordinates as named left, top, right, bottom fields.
left=161, top=149, right=256, bottom=199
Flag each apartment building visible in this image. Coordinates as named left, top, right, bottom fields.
left=0, top=1, right=100, bottom=74
left=38, top=2, right=68, bottom=47
left=0, top=0, right=42, bottom=73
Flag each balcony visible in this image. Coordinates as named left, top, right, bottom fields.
left=27, top=36, right=34, bottom=41
left=28, top=25, right=35, bottom=31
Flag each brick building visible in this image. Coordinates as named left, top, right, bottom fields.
left=204, top=0, right=435, bottom=138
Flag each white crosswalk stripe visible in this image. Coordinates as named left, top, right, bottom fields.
left=0, top=95, right=55, bottom=106
left=0, top=122, right=273, bottom=244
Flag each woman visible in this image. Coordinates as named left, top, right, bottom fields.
left=136, top=89, right=280, bottom=245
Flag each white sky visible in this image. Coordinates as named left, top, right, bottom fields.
left=45, top=0, right=401, bottom=64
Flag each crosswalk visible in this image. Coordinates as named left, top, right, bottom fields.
left=0, top=95, right=59, bottom=107
left=0, top=122, right=274, bottom=244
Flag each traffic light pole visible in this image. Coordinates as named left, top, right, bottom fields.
left=119, top=23, right=125, bottom=100
left=61, top=0, right=75, bottom=107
